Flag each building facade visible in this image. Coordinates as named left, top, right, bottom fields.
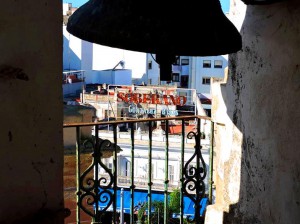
left=82, top=85, right=199, bottom=122
left=63, top=17, right=147, bottom=82
left=146, top=54, right=228, bottom=116
left=98, top=139, right=210, bottom=193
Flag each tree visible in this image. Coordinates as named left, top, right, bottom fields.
left=136, top=188, right=181, bottom=224
left=169, top=188, right=180, bottom=214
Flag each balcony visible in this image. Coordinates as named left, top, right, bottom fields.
left=63, top=115, right=214, bottom=224
left=63, top=70, right=85, bottom=98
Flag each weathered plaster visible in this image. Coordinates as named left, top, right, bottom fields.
left=206, top=0, right=300, bottom=223
left=0, top=0, right=64, bottom=223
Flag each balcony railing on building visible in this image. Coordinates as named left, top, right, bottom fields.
left=63, top=70, right=85, bottom=98
left=63, top=115, right=214, bottom=224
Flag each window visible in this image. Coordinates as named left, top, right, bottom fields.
left=202, top=77, right=211, bottom=85
left=181, top=75, right=189, bottom=88
left=181, top=58, right=189, bottom=65
left=214, top=60, right=223, bottom=68
left=105, top=160, right=113, bottom=172
left=172, top=73, right=180, bottom=82
left=173, top=56, right=180, bottom=65
left=168, top=165, right=174, bottom=182
left=179, top=91, right=187, bottom=96
left=148, top=61, right=152, bottom=69
left=145, top=163, right=154, bottom=179
left=203, top=60, right=211, bottom=68
left=125, top=161, right=131, bottom=177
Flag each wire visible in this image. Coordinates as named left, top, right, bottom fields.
left=150, top=53, right=157, bottom=63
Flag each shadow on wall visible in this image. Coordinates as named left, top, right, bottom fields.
left=63, top=35, right=81, bottom=70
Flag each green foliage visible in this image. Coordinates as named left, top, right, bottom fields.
left=169, top=188, right=180, bottom=214
left=151, top=201, right=164, bottom=223
left=137, top=202, right=147, bottom=221
left=200, top=131, right=206, bottom=139
left=136, top=188, right=181, bottom=224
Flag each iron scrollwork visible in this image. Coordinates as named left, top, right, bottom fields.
left=183, top=131, right=207, bottom=223
left=77, top=137, right=115, bottom=222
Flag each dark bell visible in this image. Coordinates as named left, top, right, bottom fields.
left=241, top=0, right=285, bottom=4
left=67, top=0, right=242, bottom=81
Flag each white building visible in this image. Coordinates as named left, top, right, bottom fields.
left=82, top=85, right=200, bottom=122
left=63, top=4, right=146, bottom=97
left=146, top=54, right=228, bottom=116
left=63, top=24, right=147, bottom=84
left=87, top=69, right=132, bottom=86
left=146, top=55, right=227, bottom=88
left=62, top=3, right=71, bottom=16
left=96, top=134, right=211, bottom=193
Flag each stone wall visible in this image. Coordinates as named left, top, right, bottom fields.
left=0, top=0, right=64, bottom=223
left=206, top=0, right=300, bottom=223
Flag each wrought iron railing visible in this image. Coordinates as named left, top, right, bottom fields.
left=63, top=115, right=214, bottom=224
left=92, top=174, right=180, bottom=191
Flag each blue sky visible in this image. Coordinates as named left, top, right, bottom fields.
left=64, top=0, right=230, bottom=13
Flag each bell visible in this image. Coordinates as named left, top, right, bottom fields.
left=67, top=0, right=242, bottom=81
left=241, top=0, right=285, bottom=4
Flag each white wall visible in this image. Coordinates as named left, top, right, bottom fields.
left=113, top=70, right=132, bottom=85
left=93, top=45, right=146, bottom=79
left=88, top=69, right=132, bottom=85
left=63, top=25, right=83, bottom=70
left=97, top=70, right=113, bottom=84
left=192, top=56, right=228, bottom=94
left=146, top=53, right=160, bottom=85
left=84, top=70, right=99, bottom=84
left=81, top=39, right=93, bottom=71
left=62, top=3, right=70, bottom=16
left=63, top=82, right=83, bottom=96
left=63, top=28, right=146, bottom=79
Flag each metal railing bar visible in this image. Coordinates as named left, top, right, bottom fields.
left=86, top=173, right=181, bottom=191
left=147, top=120, right=153, bottom=224
left=195, top=118, right=201, bottom=223
left=63, top=115, right=211, bottom=128
left=94, top=124, right=100, bottom=223
left=76, top=126, right=81, bottom=224
left=113, top=125, right=118, bottom=223
left=164, top=119, right=169, bottom=224
left=130, top=122, right=135, bottom=224
left=180, top=119, right=185, bottom=224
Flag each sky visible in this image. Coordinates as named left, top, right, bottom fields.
left=63, top=0, right=230, bottom=13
